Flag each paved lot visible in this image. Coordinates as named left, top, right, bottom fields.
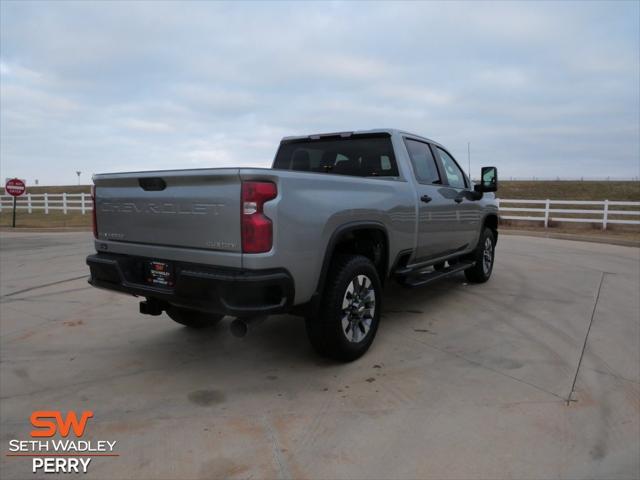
left=1, top=232, right=639, bottom=479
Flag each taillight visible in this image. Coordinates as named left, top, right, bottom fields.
left=91, top=185, right=98, bottom=239
left=241, top=181, right=277, bottom=253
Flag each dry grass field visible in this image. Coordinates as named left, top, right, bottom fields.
left=497, top=181, right=639, bottom=243
left=0, top=211, right=90, bottom=229
left=499, top=180, right=640, bottom=201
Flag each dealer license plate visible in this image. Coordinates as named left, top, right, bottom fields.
left=146, top=261, right=174, bottom=288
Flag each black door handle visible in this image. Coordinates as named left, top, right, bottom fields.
left=454, top=197, right=463, bottom=203
left=421, top=195, right=432, bottom=203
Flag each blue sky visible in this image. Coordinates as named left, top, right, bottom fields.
left=1, top=1, right=639, bottom=185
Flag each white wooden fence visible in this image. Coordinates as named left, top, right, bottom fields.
left=498, top=199, right=640, bottom=230
left=1, top=194, right=639, bottom=231
left=0, top=193, right=93, bottom=215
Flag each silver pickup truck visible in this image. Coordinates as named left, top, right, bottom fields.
left=87, top=129, right=498, bottom=361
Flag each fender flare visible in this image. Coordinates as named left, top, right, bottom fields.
left=481, top=212, right=499, bottom=244
left=314, top=221, right=389, bottom=300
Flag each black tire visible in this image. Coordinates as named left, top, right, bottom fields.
left=166, top=306, right=223, bottom=329
left=464, top=227, right=496, bottom=283
left=306, top=255, right=382, bottom=362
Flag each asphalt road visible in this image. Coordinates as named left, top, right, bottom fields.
left=1, top=232, right=639, bottom=479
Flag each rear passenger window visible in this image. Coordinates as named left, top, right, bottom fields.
left=436, top=147, right=466, bottom=189
left=404, top=139, right=440, bottom=184
left=273, top=136, right=399, bottom=177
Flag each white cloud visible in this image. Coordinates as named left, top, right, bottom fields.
left=476, top=68, right=529, bottom=88
left=1, top=84, right=80, bottom=117
left=121, top=118, right=175, bottom=133
left=371, top=85, right=455, bottom=106
left=0, top=61, right=44, bottom=82
left=173, top=84, right=260, bottom=113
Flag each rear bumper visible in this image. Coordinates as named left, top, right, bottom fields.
left=86, top=253, right=294, bottom=317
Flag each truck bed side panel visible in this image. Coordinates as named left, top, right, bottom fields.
left=239, top=169, right=416, bottom=304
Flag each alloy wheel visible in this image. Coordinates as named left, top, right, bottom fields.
left=341, top=274, right=376, bottom=343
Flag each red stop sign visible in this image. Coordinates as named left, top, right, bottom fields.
left=5, top=178, right=26, bottom=197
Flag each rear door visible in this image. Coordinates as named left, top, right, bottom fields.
left=404, top=138, right=458, bottom=261
left=94, top=169, right=242, bottom=252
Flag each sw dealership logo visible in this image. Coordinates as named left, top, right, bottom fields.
left=6, top=411, right=118, bottom=474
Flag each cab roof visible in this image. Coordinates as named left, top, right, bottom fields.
left=280, top=128, right=444, bottom=148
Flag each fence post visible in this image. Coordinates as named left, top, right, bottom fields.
left=27, top=193, right=32, bottom=214
left=63, top=192, right=68, bottom=214
left=0, top=196, right=2, bottom=213
left=602, top=199, right=609, bottom=230
left=544, top=199, right=550, bottom=228
left=44, top=193, right=49, bottom=214
left=81, top=192, right=86, bottom=214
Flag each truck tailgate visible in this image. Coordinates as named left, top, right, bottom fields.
left=94, top=169, right=241, bottom=252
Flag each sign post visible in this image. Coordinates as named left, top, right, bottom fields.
left=5, top=178, right=26, bottom=228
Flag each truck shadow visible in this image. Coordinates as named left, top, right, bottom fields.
left=130, top=273, right=467, bottom=370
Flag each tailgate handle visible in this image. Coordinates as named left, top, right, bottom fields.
left=138, top=178, right=166, bottom=191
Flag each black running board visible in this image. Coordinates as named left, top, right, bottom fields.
left=398, top=261, right=475, bottom=288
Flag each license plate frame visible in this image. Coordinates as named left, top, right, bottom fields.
left=146, top=261, right=174, bottom=288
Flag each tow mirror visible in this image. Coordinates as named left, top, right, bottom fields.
left=474, top=166, right=498, bottom=193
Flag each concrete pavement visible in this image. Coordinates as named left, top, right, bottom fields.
left=1, top=232, right=638, bottom=479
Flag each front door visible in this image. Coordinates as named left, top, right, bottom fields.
left=433, top=146, right=480, bottom=251
left=404, top=138, right=459, bottom=261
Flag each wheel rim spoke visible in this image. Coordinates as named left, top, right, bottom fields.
left=357, top=321, right=366, bottom=335
left=342, top=283, right=355, bottom=309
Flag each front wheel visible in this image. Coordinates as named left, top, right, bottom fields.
left=306, top=255, right=381, bottom=362
left=464, top=228, right=496, bottom=283
left=166, top=306, right=223, bottom=329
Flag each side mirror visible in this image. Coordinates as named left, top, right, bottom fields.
left=474, top=166, right=498, bottom=193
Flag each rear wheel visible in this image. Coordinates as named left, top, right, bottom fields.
left=166, top=306, right=223, bottom=329
left=306, top=254, right=381, bottom=362
left=464, top=227, right=496, bottom=283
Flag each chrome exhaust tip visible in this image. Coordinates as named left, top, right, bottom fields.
left=230, top=316, right=266, bottom=337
